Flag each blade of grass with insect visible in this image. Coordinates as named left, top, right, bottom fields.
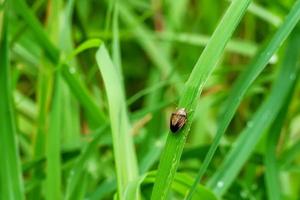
left=207, top=27, right=300, bottom=196
left=0, top=9, right=24, bottom=200
left=96, top=44, right=139, bottom=198
left=151, top=0, right=252, bottom=199
left=11, top=0, right=106, bottom=125
left=187, top=1, right=300, bottom=198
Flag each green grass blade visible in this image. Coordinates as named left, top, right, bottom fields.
left=264, top=99, right=288, bottom=200
left=11, top=0, right=59, bottom=63
left=187, top=1, right=300, bottom=198
left=227, top=0, right=282, bottom=27
left=279, top=141, right=300, bottom=169
left=118, top=3, right=180, bottom=83
left=247, top=1, right=282, bottom=27
left=45, top=73, right=63, bottom=200
left=264, top=32, right=300, bottom=200
left=151, top=0, right=251, bottom=199
left=65, top=126, right=108, bottom=200
left=0, top=9, right=24, bottom=200
left=207, top=27, right=300, bottom=196
left=96, top=44, right=139, bottom=198
left=112, top=1, right=122, bottom=75
left=157, top=32, right=258, bottom=57
left=129, top=172, right=217, bottom=200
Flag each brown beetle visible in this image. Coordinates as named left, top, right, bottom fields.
left=170, top=108, right=187, bottom=133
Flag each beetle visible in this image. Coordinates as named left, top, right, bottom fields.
left=170, top=108, right=187, bottom=133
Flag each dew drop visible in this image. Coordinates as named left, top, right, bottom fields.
left=240, top=190, right=248, bottom=198
left=247, top=121, right=253, bottom=128
left=289, top=73, right=296, bottom=81
left=69, top=67, right=76, bottom=74
left=269, top=55, right=278, bottom=64
left=217, top=181, right=224, bottom=188
left=155, top=140, right=163, bottom=147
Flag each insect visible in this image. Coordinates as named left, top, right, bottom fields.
left=170, top=108, right=187, bottom=133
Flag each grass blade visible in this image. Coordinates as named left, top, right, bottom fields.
left=96, top=44, right=139, bottom=198
left=45, top=73, right=62, bottom=200
left=125, top=172, right=217, bottom=200
left=151, top=0, right=251, bottom=199
left=157, top=32, right=258, bottom=57
left=0, top=9, right=24, bottom=200
left=65, top=126, right=108, bottom=200
left=207, top=26, right=300, bottom=196
left=264, top=31, right=300, bottom=200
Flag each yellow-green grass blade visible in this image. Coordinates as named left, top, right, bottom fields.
left=0, top=9, right=24, bottom=200
left=151, top=0, right=251, bottom=199
left=207, top=27, right=300, bottom=196
left=96, top=44, right=139, bottom=198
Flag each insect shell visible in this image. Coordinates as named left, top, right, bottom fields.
left=170, top=108, right=187, bottom=133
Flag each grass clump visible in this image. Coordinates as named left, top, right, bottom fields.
left=1, top=0, right=300, bottom=199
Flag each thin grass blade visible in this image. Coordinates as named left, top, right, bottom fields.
left=0, top=9, right=24, bottom=200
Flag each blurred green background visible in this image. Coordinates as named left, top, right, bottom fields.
left=1, top=0, right=300, bottom=199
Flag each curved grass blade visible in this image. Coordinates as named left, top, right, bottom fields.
left=151, top=0, right=251, bottom=199
left=96, top=44, right=139, bottom=198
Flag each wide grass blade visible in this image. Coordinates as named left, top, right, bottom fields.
left=96, top=44, right=139, bottom=198
left=151, top=0, right=251, bottom=199
left=0, top=9, right=24, bottom=200
left=207, top=27, right=300, bottom=196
